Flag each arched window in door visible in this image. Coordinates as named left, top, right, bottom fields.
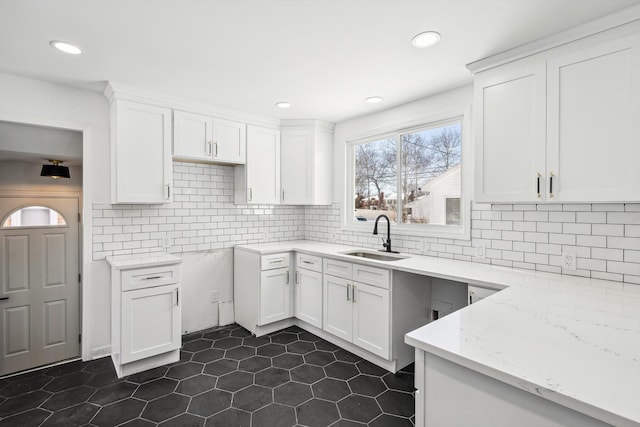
left=1, top=206, right=67, bottom=228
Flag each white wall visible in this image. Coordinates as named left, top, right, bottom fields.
left=0, top=161, right=83, bottom=195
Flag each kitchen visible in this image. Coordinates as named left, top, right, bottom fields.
left=1, top=1, right=640, bottom=426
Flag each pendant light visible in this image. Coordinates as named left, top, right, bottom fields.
left=40, top=160, right=71, bottom=179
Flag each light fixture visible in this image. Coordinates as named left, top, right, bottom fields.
left=49, top=41, right=82, bottom=55
left=365, top=96, right=384, bottom=104
left=275, top=102, right=291, bottom=109
left=41, top=160, right=71, bottom=179
left=411, top=31, right=441, bottom=48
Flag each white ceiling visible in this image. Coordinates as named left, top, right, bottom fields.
left=1, top=0, right=639, bottom=123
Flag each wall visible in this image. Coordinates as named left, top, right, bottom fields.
left=0, top=161, right=83, bottom=195
left=318, top=83, right=640, bottom=285
left=92, top=161, right=305, bottom=335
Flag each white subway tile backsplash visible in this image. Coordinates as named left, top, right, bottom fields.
left=91, top=162, right=640, bottom=285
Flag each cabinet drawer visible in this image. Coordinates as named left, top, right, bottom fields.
left=296, top=253, right=322, bottom=273
left=121, top=264, right=181, bottom=291
left=353, top=264, right=389, bottom=289
left=261, top=252, right=290, bottom=270
left=323, top=258, right=353, bottom=279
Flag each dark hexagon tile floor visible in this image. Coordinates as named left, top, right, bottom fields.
left=0, top=323, right=415, bottom=426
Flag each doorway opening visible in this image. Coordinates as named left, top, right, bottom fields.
left=0, top=120, right=83, bottom=376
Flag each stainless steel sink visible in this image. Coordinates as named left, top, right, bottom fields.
left=341, top=250, right=409, bottom=262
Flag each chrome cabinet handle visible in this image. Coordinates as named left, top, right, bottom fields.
left=143, top=276, right=162, bottom=280
left=286, top=271, right=290, bottom=284
left=347, top=284, right=351, bottom=301
left=206, top=140, right=212, bottom=156
left=214, top=142, right=219, bottom=157
left=302, top=260, right=313, bottom=265
left=0, top=297, right=9, bottom=302
left=549, top=172, right=554, bottom=198
left=296, top=271, right=300, bottom=284
left=176, top=289, right=180, bottom=306
left=249, top=187, right=253, bottom=201
left=352, top=285, right=357, bottom=303
left=536, top=172, right=541, bottom=198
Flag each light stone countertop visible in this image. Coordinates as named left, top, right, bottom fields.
left=236, top=239, right=640, bottom=426
left=106, top=253, right=182, bottom=270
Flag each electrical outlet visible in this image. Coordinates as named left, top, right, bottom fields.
left=476, top=243, right=486, bottom=259
left=210, top=291, right=219, bottom=303
left=329, top=232, right=337, bottom=243
left=562, top=251, right=577, bottom=271
left=161, top=235, right=171, bottom=248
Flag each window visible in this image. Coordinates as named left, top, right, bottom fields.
left=349, top=118, right=467, bottom=236
left=1, top=206, right=67, bottom=228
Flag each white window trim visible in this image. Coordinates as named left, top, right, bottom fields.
left=342, top=107, right=472, bottom=241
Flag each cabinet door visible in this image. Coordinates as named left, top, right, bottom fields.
left=323, top=275, right=352, bottom=342
left=474, top=62, right=547, bottom=202
left=547, top=34, right=640, bottom=202
left=212, top=118, right=246, bottom=164
left=352, top=282, right=389, bottom=359
left=246, top=126, right=281, bottom=204
left=173, top=110, right=213, bottom=160
left=281, top=129, right=312, bottom=204
left=121, top=284, right=180, bottom=364
left=295, top=268, right=322, bottom=328
left=113, top=100, right=172, bottom=203
left=260, top=267, right=291, bottom=325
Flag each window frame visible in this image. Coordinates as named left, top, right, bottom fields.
left=343, top=109, right=472, bottom=240
left=1, top=205, right=69, bottom=229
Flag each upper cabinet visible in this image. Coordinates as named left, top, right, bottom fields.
left=235, top=125, right=281, bottom=204
left=280, top=120, right=334, bottom=205
left=110, top=99, right=173, bottom=204
left=546, top=35, right=640, bottom=202
left=473, top=25, right=640, bottom=203
left=173, top=110, right=246, bottom=164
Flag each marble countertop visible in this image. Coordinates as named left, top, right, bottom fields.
left=236, top=240, right=640, bottom=426
left=106, top=252, right=182, bottom=269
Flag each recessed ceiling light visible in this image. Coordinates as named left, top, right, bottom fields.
left=275, top=102, right=291, bottom=109
left=365, top=96, right=383, bottom=104
left=49, top=41, right=82, bottom=55
left=411, top=31, right=441, bottom=48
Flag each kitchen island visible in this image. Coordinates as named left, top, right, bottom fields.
left=235, top=240, right=640, bottom=427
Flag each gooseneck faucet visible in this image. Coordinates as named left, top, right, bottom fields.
left=373, top=214, right=393, bottom=253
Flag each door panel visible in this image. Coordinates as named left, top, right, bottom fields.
left=260, top=268, right=290, bottom=325
left=353, top=282, right=389, bottom=359
left=295, top=268, right=322, bottom=328
left=323, top=275, right=352, bottom=342
left=5, top=305, right=30, bottom=355
left=0, top=197, right=80, bottom=376
left=44, top=233, right=66, bottom=286
left=44, top=300, right=67, bottom=347
left=5, top=235, right=29, bottom=291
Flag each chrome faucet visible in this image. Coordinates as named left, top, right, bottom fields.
left=373, top=214, right=393, bottom=253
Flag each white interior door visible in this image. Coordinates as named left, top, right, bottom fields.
left=0, top=197, right=80, bottom=376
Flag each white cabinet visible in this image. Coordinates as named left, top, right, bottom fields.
left=474, top=31, right=640, bottom=203
left=107, top=254, right=182, bottom=378
left=322, top=259, right=390, bottom=359
left=294, top=254, right=323, bottom=328
left=173, top=110, right=246, bottom=164
left=546, top=35, right=640, bottom=202
left=280, top=120, right=334, bottom=205
left=234, top=249, right=292, bottom=335
left=235, top=125, right=281, bottom=204
left=474, top=62, right=546, bottom=203
left=110, top=100, right=173, bottom=204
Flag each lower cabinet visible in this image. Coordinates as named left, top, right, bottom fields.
left=322, top=260, right=390, bottom=359
left=234, top=248, right=293, bottom=335
left=107, top=254, right=182, bottom=378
